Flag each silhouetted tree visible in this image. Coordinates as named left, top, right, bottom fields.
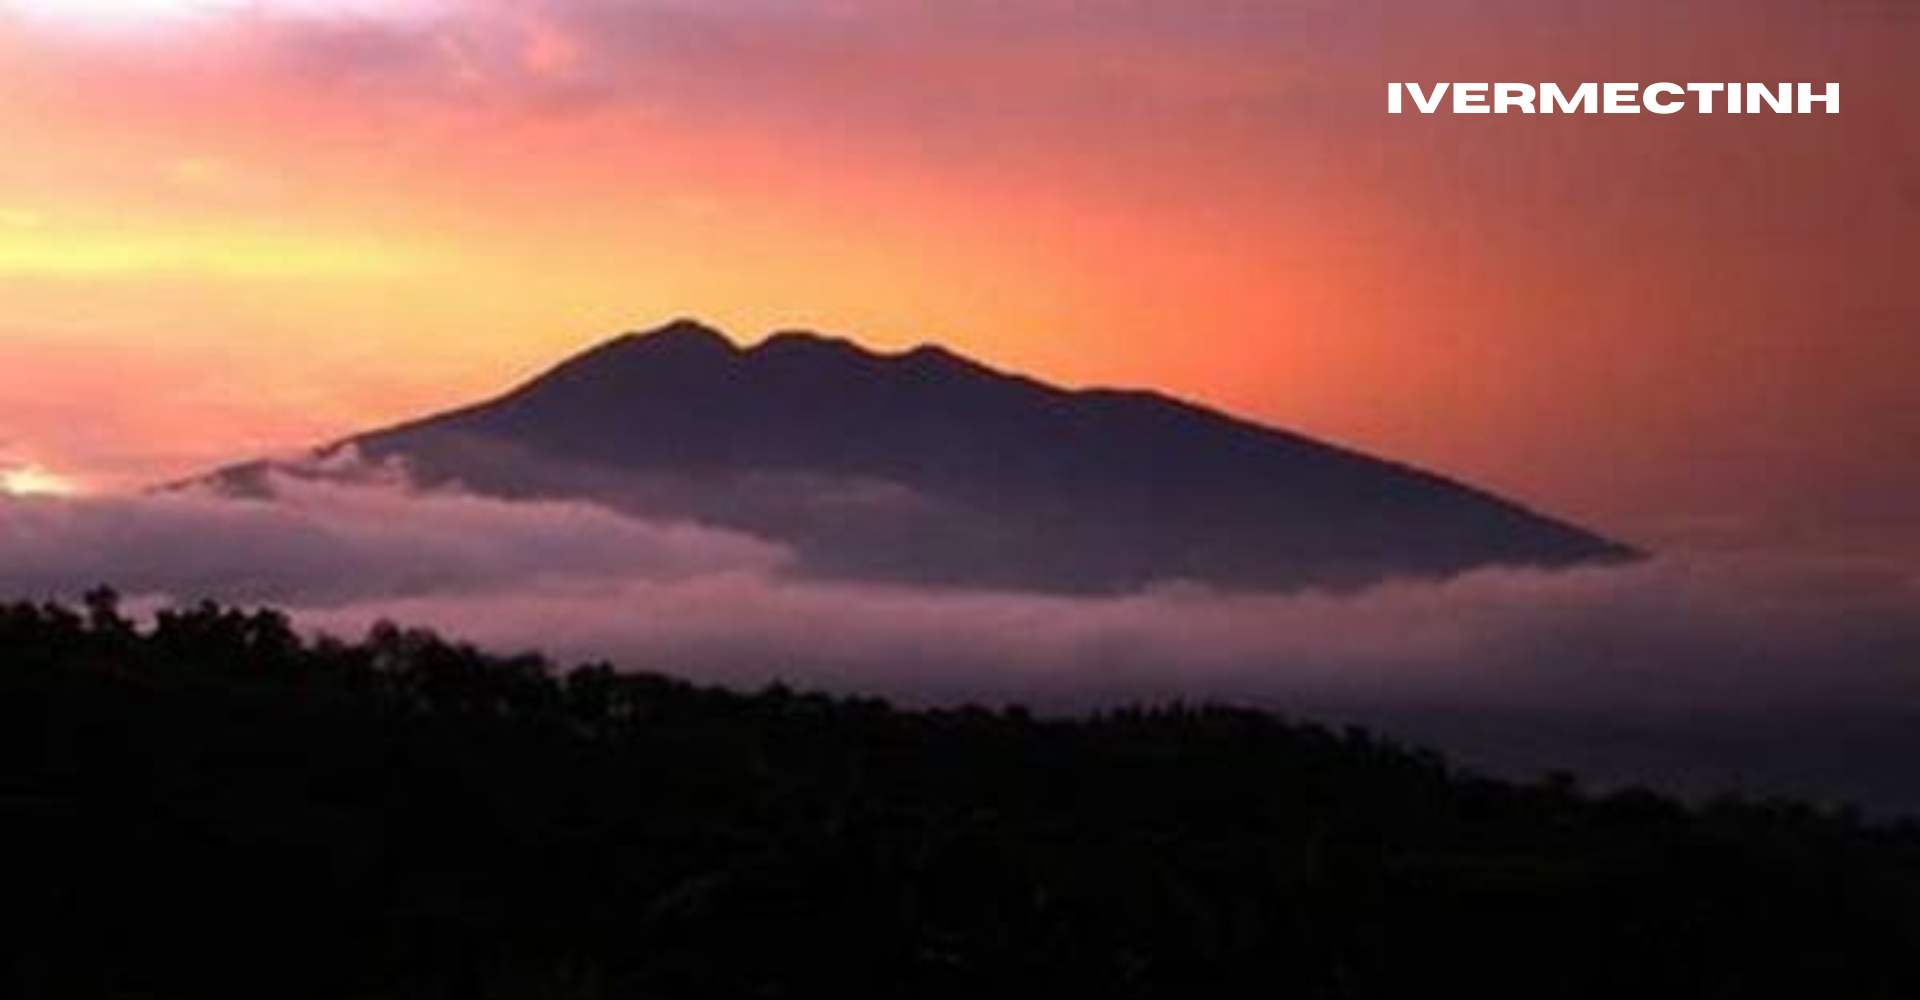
left=0, top=595, right=1915, bottom=1000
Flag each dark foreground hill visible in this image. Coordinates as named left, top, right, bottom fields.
left=207, top=320, right=1631, bottom=591
left=5, top=593, right=1918, bottom=1000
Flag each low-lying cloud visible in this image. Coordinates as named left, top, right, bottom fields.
left=0, top=473, right=786, bottom=604
left=4, top=475, right=1918, bottom=812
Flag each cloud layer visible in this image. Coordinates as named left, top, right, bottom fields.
left=0, top=473, right=786, bottom=604
left=3, top=475, right=1917, bottom=811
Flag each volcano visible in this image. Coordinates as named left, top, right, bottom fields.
left=204, top=319, right=1633, bottom=591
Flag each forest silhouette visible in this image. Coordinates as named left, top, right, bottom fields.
left=5, top=590, right=1919, bottom=999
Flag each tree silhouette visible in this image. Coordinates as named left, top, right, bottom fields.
left=0, top=594, right=1916, bottom=999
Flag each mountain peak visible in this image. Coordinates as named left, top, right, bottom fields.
left=754, top=329, right=871, bottom=362
left=899, top=342, right=992, bottom=376
left=223, top=319, right=1633, bottom=592
left=617, top=318, right=738, bottom=355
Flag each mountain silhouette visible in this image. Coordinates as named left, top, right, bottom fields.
left=205, top=319, right=1634, bottom=591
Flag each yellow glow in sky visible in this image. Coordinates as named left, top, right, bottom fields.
left=0, top=227, right=426, bottom=279
left=1, top=465, right=81, bottom=498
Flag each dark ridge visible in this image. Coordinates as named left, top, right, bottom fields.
left=753, top=329, right=871, bottom=358
left=2, top=593, right=1914, bottom=1000
left=536, top=317, right=739, bottom=377
left=193, top=318, right=1638, bottom=591
left=632, top=316, right=737, bottom=351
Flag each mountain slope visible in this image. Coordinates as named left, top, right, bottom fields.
left=208, top=319, right=1634, bottom=591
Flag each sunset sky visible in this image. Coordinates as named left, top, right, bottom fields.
left=1, top=0, right=1914, bottom=558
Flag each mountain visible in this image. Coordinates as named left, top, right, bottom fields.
left=204, top=319, right=1634, bottom=591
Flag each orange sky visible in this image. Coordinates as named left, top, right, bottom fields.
left=0, top=0, right=1914, bottom=558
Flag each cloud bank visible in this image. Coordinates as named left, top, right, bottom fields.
left=2, top=474, right=1917, bottom=811
left=0, top=473, right=786, bottom=604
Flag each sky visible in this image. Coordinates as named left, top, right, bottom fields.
left=0, top=0, right=1915, bottom=561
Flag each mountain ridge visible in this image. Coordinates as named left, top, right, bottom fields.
left=201, top=319, right=1636, bottom=592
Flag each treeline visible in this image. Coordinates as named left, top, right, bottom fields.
left=3, top=591, right=1919, bottom=999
